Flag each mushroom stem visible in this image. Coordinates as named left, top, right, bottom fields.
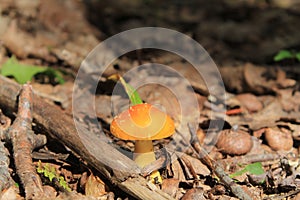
left=133, top=140, right=155, bottom=168
left=134, top=140, right=162, bottom=183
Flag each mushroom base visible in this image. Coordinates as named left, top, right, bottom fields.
left=133, top=140, right=156, bottom=168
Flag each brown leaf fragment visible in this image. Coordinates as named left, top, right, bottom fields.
left=265, top=127, right=293, bottom=151
left=161, top=178, right=179, bottom=198
left=244, top=63, right=276, bottom=94
left=170, top=158, right=186, bottom=181
left=85, top=173, right=107, bottom=197
left=248, top=173, right=267, bottom=185
left=0, top=186, right=22, bottom=200
left=277, top=89, right=300, bottom=112
left=181, top=188, right=205, bottom=200
left=42, top=185, right=57, bottom=199
left=180, top=154, right=210, bottom=177
left=276, top=69, right=296, bottom=88
left=2, top=20, right=56, bottom=62
left=236, top=93, right=263, bottom=113
left=216, top=129, right=253, bottom=155
left=211, top=185, right=226, bottom=195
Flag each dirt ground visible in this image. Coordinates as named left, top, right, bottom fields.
left=0, top=0, right=300, bottom=199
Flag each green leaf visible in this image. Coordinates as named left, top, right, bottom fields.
left=36, top=161, right=71, bottom=191
left=274, top=50, right=294, bottom=62
left=295, top=52, right=300, bottom=62
left=0, top=56, right=64, bottom=84
left=59, top=176, right=71, bottom=191
left=230, top=162, right=264, bottom=178
left=119, top=77, right=143, bottom=105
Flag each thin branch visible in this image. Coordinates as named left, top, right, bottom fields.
left=8, top=83, right=44, bottom=199
left=219, top=153, right=281, bottom=167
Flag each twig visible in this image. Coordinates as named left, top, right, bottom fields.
left=188, top=123, right=253, bottom=200
left=180, top=153, right=199, bottom=180
left=141, top=148, right=170, bottom=177
left=219, top=153, right=281, bottom=168
left=8, top=84, right=44, bottom=199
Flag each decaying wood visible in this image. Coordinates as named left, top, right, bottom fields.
left=8, top=84, right=44, bottom=199
left=0, top=76, right=174, bottom=200
left=188, top=124, right=253, bottom=200
left=119, top=177, right=174, bottom=200
left=0, top=141, right=13, bottom=192
left=0, top=109, right=13, bottom=192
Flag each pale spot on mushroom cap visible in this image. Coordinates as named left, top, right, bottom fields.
left=110, top=103, right=175, bottom=140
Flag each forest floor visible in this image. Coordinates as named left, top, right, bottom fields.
left=0, top=0, right=300, bottom=199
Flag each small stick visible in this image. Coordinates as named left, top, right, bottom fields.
left=219, top=153, right=281, bottom=167
left=8, top=84, right=44, bottom=199
left=188, top=124, right=253, bottom=200
left=141, top=148, right=170, bottom=177
left=180, top=153, right=199, bottom=180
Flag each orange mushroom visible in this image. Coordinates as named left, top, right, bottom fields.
left=110, top=103, right=175, bottom=183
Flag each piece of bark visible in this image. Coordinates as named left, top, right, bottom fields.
left=0, top=109, right=13, bottom=192
left=0, top=76, right=174, bottom=200
left=8, top=84, right=44, bottom=199
left=0, top=141, right=13, bottom=192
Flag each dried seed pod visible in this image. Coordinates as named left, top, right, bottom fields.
left=265, top=127, right=293, bottom=151
left=216, top=129, right=253, bottom=155
left=236, top=93, right=263, bottom=113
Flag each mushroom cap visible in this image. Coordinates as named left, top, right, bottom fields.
left=110, top=103, right=175, bottom=140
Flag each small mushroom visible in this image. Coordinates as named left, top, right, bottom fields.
left=110, top=103, right=175, bottom=183
left=216, top=129, right=253, bottom=155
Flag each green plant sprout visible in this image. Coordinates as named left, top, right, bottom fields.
left=0, top=56, right=65, bottom=84
left=108, top=74, right=143, bottom=105
left=36, top=160, right=71, bottom=192
left=230, top=162, right=264, bottom=178
left=274, top=50, right=300, bottom=62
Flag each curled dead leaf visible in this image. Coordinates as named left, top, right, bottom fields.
left=265, top=127, right=293, bottom=151
left=216, top=129, right=253, bottom=155
left=85, top=174, right=107, bottom=197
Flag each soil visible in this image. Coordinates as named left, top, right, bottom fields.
left=0, top=0, right=300, bottom=199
